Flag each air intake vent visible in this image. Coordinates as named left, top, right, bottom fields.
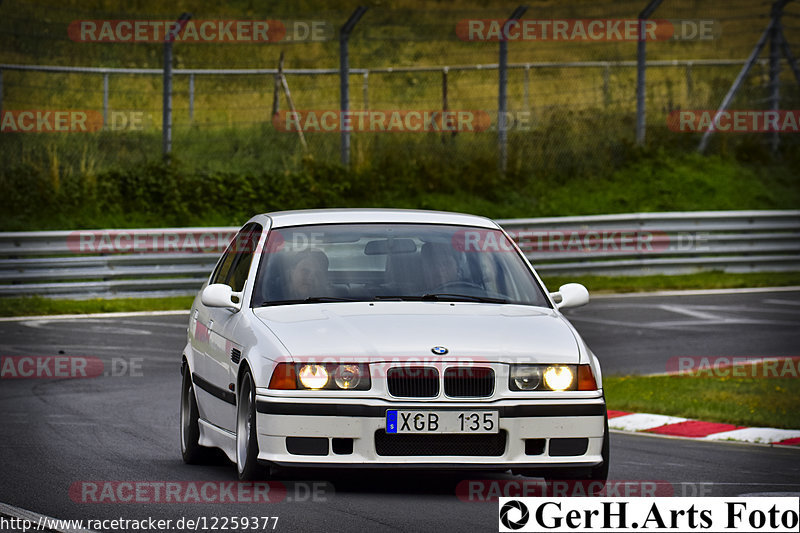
left=375, top=430, right=507, bottom=456
left=443, top=367, right=494, bottom=398
left=386, top=367, right=439, bottom=398
left=230, top=348, right=241, bottom=364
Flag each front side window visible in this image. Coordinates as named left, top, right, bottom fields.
left=251, top=224, right=549, bottom=308
left=211, top=223, right=263, bottom=292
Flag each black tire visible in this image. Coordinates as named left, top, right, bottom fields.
left=236, top=370, right=266, bottom=480
left=180, top=364, right=210, bottom=464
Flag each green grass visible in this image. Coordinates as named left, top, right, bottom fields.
left=604, top=366, right=800, bottom=430
left=0, top=295, right=194, bottom=317
left=1, top=139, right=799, bottom=230
left=540, top=271, right=800, bottom=294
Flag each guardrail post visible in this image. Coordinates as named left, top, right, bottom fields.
left=499, top=5, right=528, bottom=174
left=163, top=12, right=192, bottom=161
left=635, top=0, right=665, bottom=146
left=339, top=6, right=368, bottom=167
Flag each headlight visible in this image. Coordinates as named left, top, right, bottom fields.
left=298, top=364, right=329, bottom=389
left=269, top=363, right=370, bottom=390
left=334, top=364, right=362, bottom=389
left=510, top=366, right=542, bottom=390
left=509, top=364, right=589, bottom=391
left=543, top=365, right=574, bottom=391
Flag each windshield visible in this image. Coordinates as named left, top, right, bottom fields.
left=251, top=223, right=550, bottom=308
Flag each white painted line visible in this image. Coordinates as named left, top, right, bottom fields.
left=658, top=304, right=729, bottom=321
left=608, top=413, right=689, bottom=432
left=592, top=286, right=800, bottom=299
left=0, top=309, right=190, bottom=322
left=702, top=427, right=800, bottom=445
left=0, top=501, right=97, bottom=533
left=762, top=299, right=800, bottom=307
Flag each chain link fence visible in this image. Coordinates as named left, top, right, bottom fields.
left=0, top=1, right=798, bottom=184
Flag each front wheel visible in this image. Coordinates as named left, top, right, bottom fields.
left=180, top=365, right=209, bottom=464
left=236, top=370, right=266, bottom=480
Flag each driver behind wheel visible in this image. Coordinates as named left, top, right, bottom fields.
left=420, top=242, right=461, bottom=291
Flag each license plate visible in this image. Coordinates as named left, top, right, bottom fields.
left=385, top=410, right=499, bottom=434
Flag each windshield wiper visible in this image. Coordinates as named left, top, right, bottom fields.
left=420, top=293, right=509, bottom=304
left=259, top=296, right=359, bottom=306
left=371, top=295, right=425, bottom=301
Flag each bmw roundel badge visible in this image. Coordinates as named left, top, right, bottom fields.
left=431, top=346, right=448, bottom=355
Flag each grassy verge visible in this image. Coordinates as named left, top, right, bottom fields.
left=0, top=295, right=195, bottom=317
left=540, top=271, right=800, bottom=294
left=604, top=359, right=800, bottom=429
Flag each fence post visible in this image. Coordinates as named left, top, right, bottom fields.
left=523, top=63, right=530, bottom=111
left=686, top=62, right=693, bottom=101
left=635, top=0, right=665, bottom=146
left=362, top=71, right=369, bottom=110
left=102, top=73, right=109, bottom=130
left=603, top=63, right=610, bottom=107
left=189, top=73, right=195, bottom=123
left=779, top=27, right=800, bottom=86
left=499, top=5, right=528, bottom=174
left=698, top=15, right=777, bottom=153
left=339, top=6, right=368, bottom=167
left=442, top=67, right=450, bottom=142
left=768, top=0, right=786, bottom=154
left=163, top=13, right=191, bottom=161
left=0, top=70, right=4, bottom=116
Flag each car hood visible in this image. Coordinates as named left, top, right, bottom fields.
left=252, top=302, right=581, bottom=364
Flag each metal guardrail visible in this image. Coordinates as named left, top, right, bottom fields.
left=0, top=210, right=798, bottom=299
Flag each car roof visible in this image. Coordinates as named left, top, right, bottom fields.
left=258, top=208, right=499, bottom=230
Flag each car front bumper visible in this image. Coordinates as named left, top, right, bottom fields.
left=254, top=395, right=606, bottom=468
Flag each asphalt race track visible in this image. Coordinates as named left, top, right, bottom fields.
left=0, top=290, right=798, bottom=532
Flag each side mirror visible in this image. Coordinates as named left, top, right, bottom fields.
left=550, top=283, right=589, bottom=309
left=201, top=283, right=242, bottom=311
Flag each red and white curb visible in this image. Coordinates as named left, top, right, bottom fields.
left=608, top=410, right=800, bottom=446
